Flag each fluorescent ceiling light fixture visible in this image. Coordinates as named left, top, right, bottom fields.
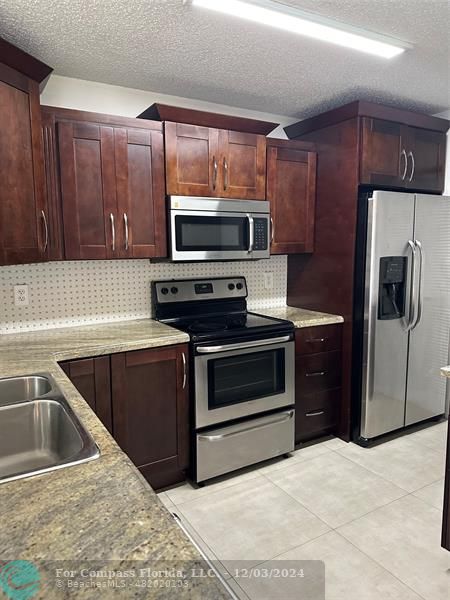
left=190, top=0, right=411, bottom=59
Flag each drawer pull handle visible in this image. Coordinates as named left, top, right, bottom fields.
left=307, top=337, right=328, bottom=343
left=305, top=371, right=326, bottom=377
left=306, top=410, right=325, bottom=417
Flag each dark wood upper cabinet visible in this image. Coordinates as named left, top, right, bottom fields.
left=60, top=356, right=113, bottom=433
left=0, top=39, right=53, bottom=266
left=267, top=139, right=317, bottom=254
left=407, top=126, right=446, bottom=193
left=165, top=122, right=218, bottom=196
left=43, top=106, right=167, bottom=260
left=360, top=117, right=447, bottom=192
left=165, top=122, right=266, bottom=199
left=111, top=344, right=189, bottom=490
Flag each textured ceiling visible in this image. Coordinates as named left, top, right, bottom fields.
left=0, top=0, right=449, bottom=118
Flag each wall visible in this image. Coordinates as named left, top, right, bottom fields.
left=0, top=75, right=294, bottom=334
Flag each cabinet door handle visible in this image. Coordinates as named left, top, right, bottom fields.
left=270, top=216, right=275, bottom=244
left=110, top=213, right=115, bottom=252
left=306, top=410, right=325, bottom=417
left=307, top=337, right=328, bottom=344
left=223, top=157, right=228, bottom=191
left=182, top=352, right=187, bottom=390
left=41, top=210, right=49, bottom=253
left=408, top=151, right=415, bottom=182
left=305, top=371, right=326, bottom=377
left=400, top=149, right=408, bottom=180
left=123, top=213, right=129, bottom=251
left=212, top=156, right=218, bottom=190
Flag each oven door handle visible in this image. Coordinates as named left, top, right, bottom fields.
left=196, top=335, right=292, bottom=354
left=198, top=410, right=295, bottom=441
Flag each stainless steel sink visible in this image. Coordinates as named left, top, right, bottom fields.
left=0, top=374, right=99, bottom=484
left=0, top=375, right=52, bottom=406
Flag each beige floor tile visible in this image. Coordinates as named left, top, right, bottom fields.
left=336, top=434, right=445, bottom=492
left=405, top=421, right=448, bottom=455
left=337, top=494, right=450, bottom=600
left=164, top=467, right=260, bottom=506
left=323, top=437, right=350, bottom=451
left=236, top=531, right=422, bottom=600
left=265, top=452, right=407, bottom=527
left=257, top=441, right=331, bottom=475
left=177, top=475, right=329, bottom=571
left=412, top=479, right=444, bottom=510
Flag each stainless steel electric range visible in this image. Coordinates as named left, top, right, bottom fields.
left=153, top=277, right=295, bottom=483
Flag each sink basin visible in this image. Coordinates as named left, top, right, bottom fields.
left=0, top=375, right=52, bottom=406
left=0, top=375, right=99, bottom=484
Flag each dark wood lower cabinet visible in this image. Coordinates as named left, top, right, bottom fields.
left=111, top=344, right=189, bottom=490
left=60, top=356, right=112, bottom=433
left=442, top=417, right=450, bottom=551
left=294, top=325, right=343, bottom=443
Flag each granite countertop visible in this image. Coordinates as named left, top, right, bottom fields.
left=0, top=319, right=229, bottom=599
left=441, top=366, right=450, bottom=378
left=259, top=305, right=344, bottom=328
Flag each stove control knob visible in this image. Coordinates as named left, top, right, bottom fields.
left=236, top=282, right=244, bottom=290
left=228, top=283, right=235, bottom=291
left=161, top=287, right=169, bottom=295
left=171, top=287, right=179, bottom=295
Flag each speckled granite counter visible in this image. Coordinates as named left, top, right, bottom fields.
left=441, top=366, right=450, bottom=378
left=259, top=306, right=343, bottom=328
left=0, top=319, right=230, bottom=599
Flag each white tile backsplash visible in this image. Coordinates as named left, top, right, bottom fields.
left=0, top=257, right=287, bottom=334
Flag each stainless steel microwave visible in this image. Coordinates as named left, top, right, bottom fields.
left=169, top=196, right=271, bottom=261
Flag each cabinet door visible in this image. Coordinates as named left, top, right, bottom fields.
left=111, top=345, right=189, bottom=490
left=165, top=122, right=218, bottom=196
left=58, top=121, right=117, bottom=259
left=219, top=130, right=266, bottom=200
left=61, top=356, right=112, bottom=433
left=360, top=118, right=408, bottom=187
left=114, top=127, right=167, bottom=258
left=407, top=127, right=446, bottom=193
left=0, top=71, right=47, bottom=265
left=267, top=145, right=316, bottom=253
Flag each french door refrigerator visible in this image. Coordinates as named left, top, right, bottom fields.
left=354, top=191, right=450, bottom=443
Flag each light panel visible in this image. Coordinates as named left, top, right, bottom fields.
left=191, top=0, right=410, bottom=59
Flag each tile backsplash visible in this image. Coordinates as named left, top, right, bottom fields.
left=0, top=257, right=287, bottom=334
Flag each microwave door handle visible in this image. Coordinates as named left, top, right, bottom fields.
left=247, top=214, right=254, bottom=253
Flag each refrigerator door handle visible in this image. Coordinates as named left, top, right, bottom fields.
left=412, top=240, right=424, bottom=330
left=406, top=240, right=418, bottom=331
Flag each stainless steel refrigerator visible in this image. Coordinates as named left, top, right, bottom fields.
left=357, top=191, right=450, bottom=443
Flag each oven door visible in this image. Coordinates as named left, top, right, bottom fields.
left=170, top=209, right=270, bottom=261
left=194, top=337, right=295, bottom=428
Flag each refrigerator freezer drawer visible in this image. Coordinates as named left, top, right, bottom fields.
left=196, top=409, right=295, bottom=483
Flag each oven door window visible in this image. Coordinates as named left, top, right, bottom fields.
left=175, top=215, right=249, bottom=251
left=208, top=348, right=285, bottom=409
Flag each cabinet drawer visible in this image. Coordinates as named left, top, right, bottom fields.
left=295, top=324, right=342, bottom=355
left=296, top=388, right=340, bottom=441
left=296, top=351, right=341, bottom=396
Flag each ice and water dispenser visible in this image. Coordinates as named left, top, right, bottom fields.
left=378, top=257, right=408, bottom=320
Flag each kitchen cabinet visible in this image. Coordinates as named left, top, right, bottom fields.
left=0, top=39, right=52, bottom=265
left=60, top=357, right=113, bottom=433
left=360, top=117, right=446, bottom=192
left=43, top=107, right=167, bottom=260
left=266, top=139, right=317, bottom=254
left=111, top=344, right=189, bottom=489
left=294, top=324, right=342, bottom=443
left=165, top=121, right=266, bottom=199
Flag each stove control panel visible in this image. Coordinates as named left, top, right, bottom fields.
left=154, top=277, right=248, bottom=303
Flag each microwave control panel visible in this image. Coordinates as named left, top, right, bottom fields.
left=254, top=218, right=268, bottom=250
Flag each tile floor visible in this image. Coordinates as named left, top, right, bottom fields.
left=158, top=421, right=450, bottom=600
